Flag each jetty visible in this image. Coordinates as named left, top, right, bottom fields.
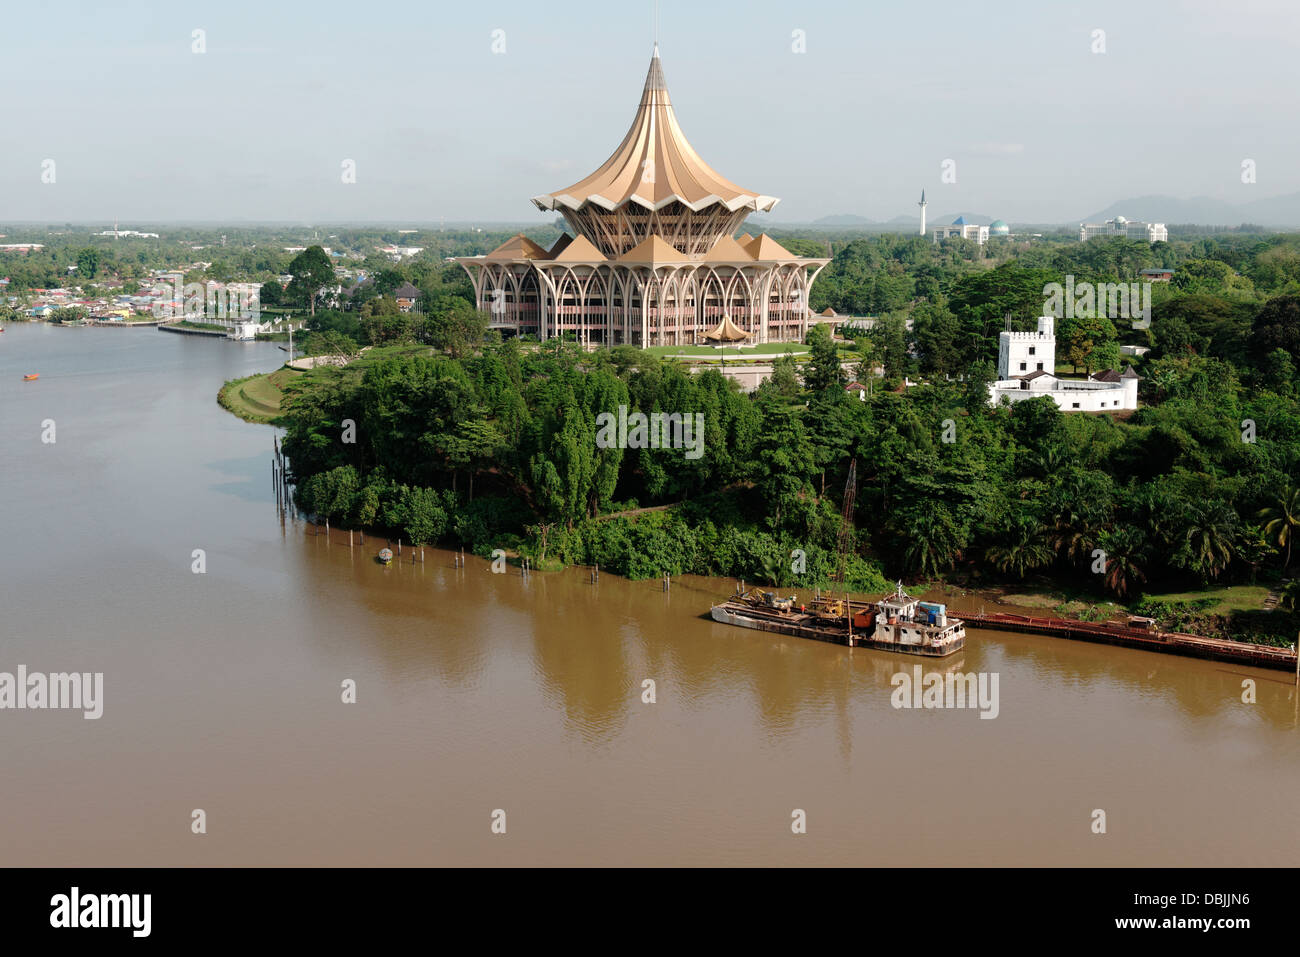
left=158, top=323, right=228, bottom=337
left=954, top=609, right=1296, bottom=673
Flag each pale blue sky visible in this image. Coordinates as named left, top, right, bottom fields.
left=4, top=0, right=1297, bottom=224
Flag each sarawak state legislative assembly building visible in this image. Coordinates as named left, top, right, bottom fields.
left=458, top=47, right=829, bottom=347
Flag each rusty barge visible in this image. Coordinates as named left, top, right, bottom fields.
left=954, top=609, right=1297, bottom=673
left=710, top=583, right=965, bottom=657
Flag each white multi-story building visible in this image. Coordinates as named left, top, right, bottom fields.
left=932, top=216, right=989, bottom=245
left=988, top=316, right=1139, bottom=412
left=1079, top=216, right=1168, bottom=243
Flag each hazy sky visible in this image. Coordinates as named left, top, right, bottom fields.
left=4, top=0, right=1297, bottom=224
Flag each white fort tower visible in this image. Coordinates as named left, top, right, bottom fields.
left=998, top=315, right=1055, bottom=378
left=989, top=316, right=1139, bottom=412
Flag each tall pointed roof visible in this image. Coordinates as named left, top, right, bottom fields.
left=531, top=48, right=778, bottom=215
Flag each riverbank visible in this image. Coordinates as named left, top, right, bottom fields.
left=215, top=343, right=436, bottom=425
left=218, top=367, right=302, bottom=423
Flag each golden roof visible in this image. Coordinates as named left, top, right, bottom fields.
left=702, top=313, right=749, bottom=342
left=748, top=234, right=799, bottom=261
left=483, top=234, right=551, bottom=261
left=618, top=234, right=688, bottom=264
left=550, top=234, right=606, bottom=262
left=532, top=47, right=778, bottom=215
left=703, top=234, right=755, bottom=262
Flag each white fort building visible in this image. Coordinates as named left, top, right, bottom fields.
left=988, top=316, right=1139, bottom=412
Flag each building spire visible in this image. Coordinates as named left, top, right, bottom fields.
left=644, top=46, right=666, bottom=92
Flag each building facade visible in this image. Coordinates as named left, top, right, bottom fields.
left=1080, top=217, right=1168, bottom=242
left=989, top=316, right=1140, bottom=412
left=457, top=48, right=829, bottom=347
left=932, top=216, right=990, bottom=245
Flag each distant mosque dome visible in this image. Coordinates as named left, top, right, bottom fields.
left=989, top=219, right=1010, bottom=235
left=1113, top=215, right=1128, bottom=224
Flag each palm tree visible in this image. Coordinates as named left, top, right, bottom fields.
left=900, top=507, right=963, bottom=579
left=1238, top=524, right=1270, bottom=584
left=1100, top=527, right=1147, bottom=598
left=1258, top=486, right=1300, bottom=571
left=1279, top=578, right=1300, bottom=612
left=985, top=517, right=1053, bottom=579
left=1183, top=504, right=1238, bottom=584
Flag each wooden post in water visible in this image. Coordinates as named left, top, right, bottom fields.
left=350, top=529, right=353, bottom=549
left=325, top=517, right=329, bottom=541
left=398, top=539, right=402, bottom=556
left=846, top=592, right=853, bottom=645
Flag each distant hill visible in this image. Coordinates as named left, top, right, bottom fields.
left=922, top=212, right=996, bottom=226
left=1082, top=192, right=1300, bottom=227
left=813, top=211, right=995, bottom=228
left=811, top=214, right=877, bottom=226
left=795, top=194, right=1300, bottom=230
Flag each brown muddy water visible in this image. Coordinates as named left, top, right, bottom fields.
left=1, top=321, right=1297, bottom=866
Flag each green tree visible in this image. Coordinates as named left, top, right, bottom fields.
left=427, top=295, right=488, bottom=359
left=1180, top=504, right=1237, bottom=584
left=1059, top=313, right=1119, bottom=374
left=1258, top=485, right=1300, bottom=570
left=75, top=248, right=101, bottom=279
left=767, top=353, right=801, bottom=397
left=870, top=312, right=911, bottom=379
left=803, top=324, right=844, bottom=393
left=1100, top=527, right=1147, bottom=598
left=287, top=246, right=336, bottom=316
left=985, top=516, right=1052, bottom=579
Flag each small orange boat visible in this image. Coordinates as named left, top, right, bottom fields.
left=23, top=373, right=39, bottom=381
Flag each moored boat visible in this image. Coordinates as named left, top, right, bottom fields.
left=710, top=582, right=965, bottom=657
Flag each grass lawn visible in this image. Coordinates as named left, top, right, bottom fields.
left=219, top=367, right=303, bottom=423
left=171, top=320, right=227, bottom=333
left=1140, top=584, right=1272, bottom=614
left=643, top=344, right=810, bottom=358
left=948, top=580, right=1272, bottom=620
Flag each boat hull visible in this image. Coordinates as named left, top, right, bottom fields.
left=710, top=602, right=963, bottom=657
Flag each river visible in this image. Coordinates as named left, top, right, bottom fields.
left=2, top=320, right=1297, bottom=866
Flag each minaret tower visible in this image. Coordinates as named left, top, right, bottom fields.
left=918, top=190, right=927, bottom=237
